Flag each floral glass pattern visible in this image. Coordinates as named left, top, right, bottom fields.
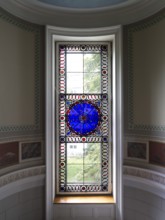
left=58, top=44, right=111, bottom=193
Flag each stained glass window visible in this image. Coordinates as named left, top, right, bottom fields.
left=57, top=43, right=111, bottom=193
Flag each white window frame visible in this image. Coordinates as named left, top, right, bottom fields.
left=46, top=25, right=123, bottom=220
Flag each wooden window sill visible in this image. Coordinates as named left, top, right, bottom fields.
left=54, top=195, right=114, bottom=204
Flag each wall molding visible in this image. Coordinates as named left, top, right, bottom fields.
left=124, top=165, right=165, bottom=199
left=0, top=165, right=165, bottom=201
left=0, top=165, right=45, bottom=188
left=0, top=165, right=45, bottom=199
left=0, top=134, right=44, bottom=143
left=0, top=165, right=164, bottom=190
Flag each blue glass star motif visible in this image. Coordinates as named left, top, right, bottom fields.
left=67, top=101, right=100, bottom=136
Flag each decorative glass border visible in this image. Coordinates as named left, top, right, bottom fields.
left=57, top=43, right=111, bottom=193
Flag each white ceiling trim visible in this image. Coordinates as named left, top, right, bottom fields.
left=0, top=0, right=164, bottom=27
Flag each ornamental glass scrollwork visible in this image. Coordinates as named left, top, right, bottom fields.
left=58, top=44, right=111, bottom=193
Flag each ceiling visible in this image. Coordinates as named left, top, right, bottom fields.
left=0, top=0, right=165, bottom=28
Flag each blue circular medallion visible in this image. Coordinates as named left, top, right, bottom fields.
left=67, top=101, right=100, bottom=136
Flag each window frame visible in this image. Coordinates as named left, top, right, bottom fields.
left=46, top=25, right=123, bottom=220
left=56, top=42, right=112, bottom=195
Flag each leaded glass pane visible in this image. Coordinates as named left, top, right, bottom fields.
left=58, top=43, right=111, bottom=193
left=67, top=165, right=83, bottom=183
left=84, top=164, right=101, bottom=183
left=66, top=54, right=83, bottom=72
left=84, top=53, right=101, bottom=93
left=67, top=143, right=83, bottom=164
left=84, top=143, right=101, bottom=164
left=67, top=72, right=83, bottom=93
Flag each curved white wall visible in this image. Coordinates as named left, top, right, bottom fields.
left=124, top=8, right=165, bottom=173
left=1, top=166, right=165, bottom=220
left=0, top=5, right=44, bottom=177
left=124, top=186, right=165, bottom=220
left=0, top=8, right=45, bottom=220
left=0, top=4, right=165, bottom=220
left=123, top=8, right=165, bottom=220
left=0, top=166, right=45, bottom=220
left=124, top=166, right=165, bottom=220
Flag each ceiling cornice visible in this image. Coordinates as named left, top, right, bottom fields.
left=0, top=0, right=165, bottom=27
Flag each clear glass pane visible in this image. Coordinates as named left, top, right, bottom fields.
left=67, top=165, right=83, bottom=183
left=84, top=54, right=101, bottom=93
left=67, top=143, right=83, bottom=164
left=67, top=72, right=83, bottom=93
left=84, top=72, right=101, bottom=93
left=84, top=164, right=101, bottom=183
left=67, top=54, right=83, bottom=72
left=84, top=54, right=101, bottom=73
left=84, top=143, right=101, bottom=164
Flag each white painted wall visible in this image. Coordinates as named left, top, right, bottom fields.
left=124, top=186, right=165, bottom=220
left=0, top=167, right=45, bottom=220
left=54, top=204, right=115, bottom=220
left=0, top=186, right=44, bottom=220
left=133, top=19, right=165, bottom=128
left=0, top=167, right=165, bottom=220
